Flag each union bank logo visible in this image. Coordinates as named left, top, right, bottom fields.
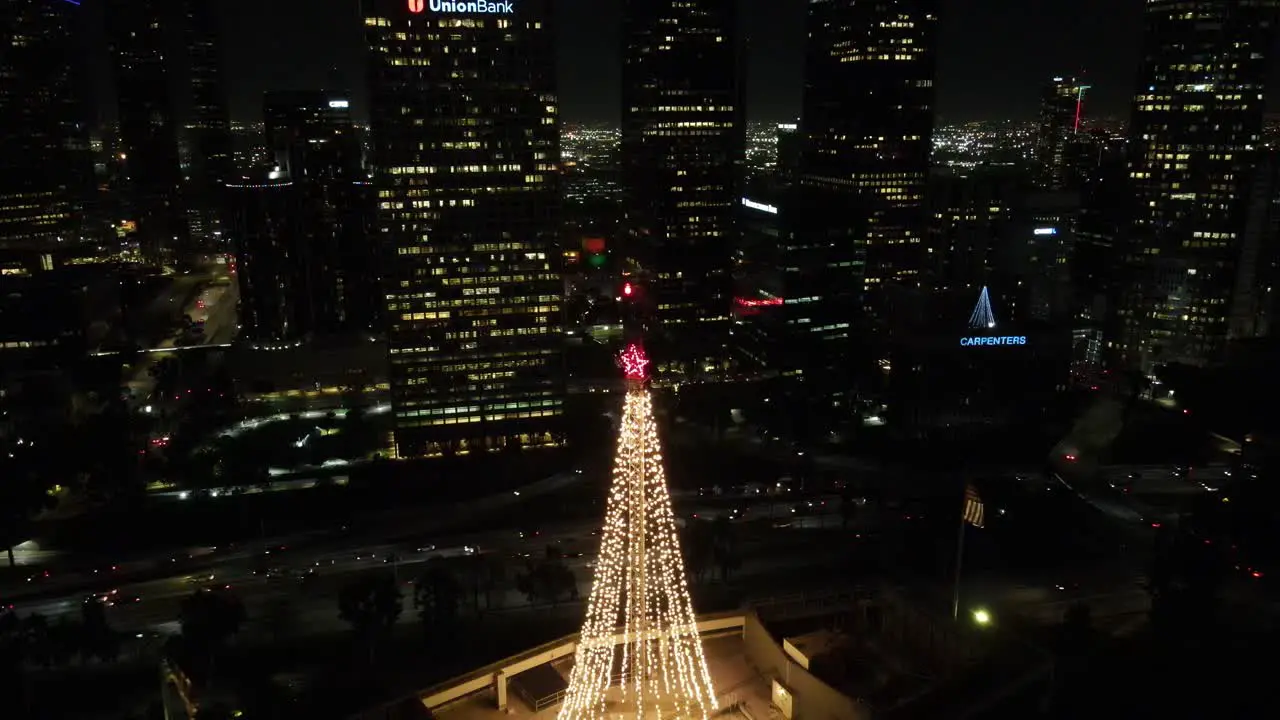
left=411, top=0, right=515, bottom=13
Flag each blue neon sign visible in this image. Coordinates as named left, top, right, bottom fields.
left=960, top=336, right=1027, bottom=347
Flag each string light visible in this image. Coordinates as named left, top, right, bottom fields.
left=617, top=343, right=650, bottom=382
left=558, top=353, right=716, bottom=720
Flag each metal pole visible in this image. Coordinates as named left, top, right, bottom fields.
left=952, top=497, right=966, bottom=621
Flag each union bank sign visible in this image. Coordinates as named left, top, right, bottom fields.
left=409, top=0, right=515, bottom=13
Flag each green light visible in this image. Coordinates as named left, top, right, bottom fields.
left=588, top=253, right=607, bottom=268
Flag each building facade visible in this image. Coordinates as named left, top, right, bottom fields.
left=790, top=0, right=937, bottom=403
left=1121, top=0, right=1280, bottom=370
left=620, top=0, right=744, bottom=366
left=184, top=0, right=234, bottom=247
left=363, top=0, right=565, bottom=459
left=1036, top=76, right=1091, bottom=191
left=0, top=0, right=91, bottom=254
left=106, top=0, right=189, bottom=263
left=226, top=173, right=300, bottom=346
left=800, top=0, right=937, bottom=310
left=263, top=91, right=380, bottom=338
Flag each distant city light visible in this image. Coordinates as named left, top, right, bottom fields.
left=328, top=100, right=350, bottom=109
left=1033, top=227, right=1057, bottom=236
left=777, top=123, right=798, bottom=131
left=741, top=198, right=778, bottom=214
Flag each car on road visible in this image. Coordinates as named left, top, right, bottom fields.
left=1108, top=474, right=1137, bottom=494
left=84, top=590, right=141, bottom=607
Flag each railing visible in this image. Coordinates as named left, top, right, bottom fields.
left=418, top=611, right=747, bottom=712
left=512, top=681, right=566, bottom=713
left=363, top=592, right=863, bottom=720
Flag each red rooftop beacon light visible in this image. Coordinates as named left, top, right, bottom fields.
left=408, top=0, right=425, bottom=13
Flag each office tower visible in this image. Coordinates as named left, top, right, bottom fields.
left=790, top=0, right=936, bottom=402
left=1036, top=76, right=1091, bottom=191
left=621, top=0, right=744, bottom=363
left=362, top=0, right=565, bottom=459
left=226, top=171, right=301, bottom=345
left=184, top=0, right=234, bottom=247
left=106, top=0, right=188, bottom=263
left=260, top=91, right=380, bottom=337
left=265, top=92, right=362, bottom=177
left=1121, top=0, right=1279, bottom=370
left=800, top=0, right=937, bottom=303
left=927, top=168, right=1019, bottom=293
left=775, top=122, right=803, bottom=185
left=0, top=0, right=91, bottom=253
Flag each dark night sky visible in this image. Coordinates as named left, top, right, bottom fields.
left=212, top=0, right=1143, bottom=125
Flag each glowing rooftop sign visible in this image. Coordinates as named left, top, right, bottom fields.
left=419, top=0, right=514, bottom=13
left=741, top=198, right=778, bottom=215
left=1033, top=227, right=1057, bottom=236
left=961, top=336, right=1027, bottom=347
left=968, top=286, right=996, bottom=329
left=328, top=100, right=350, bottom=109
left=961, top=286, right=1025, bottom=347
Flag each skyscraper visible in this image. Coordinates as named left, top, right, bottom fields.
left=791, top=0, right=937, bottom=398
left=1121, top=0, right=1279, bottom=369
left=620, top=0, right=744, bottom=364
left=800, top=0, right=937, bottom=304
left=0, top=0, right=90, bottom=253
left=1036, top=76, right=1091, bottom=191
left=260, top=91, right=380, bottom=338
left=226, top=172, right=300, bottom=345
left=184, top=0, right=234, bottom=247
left=265, top=92, right=362, bottom=180
left=106, top=0, right=188, bottom=263
left=362, top=0, right=565, bottom=459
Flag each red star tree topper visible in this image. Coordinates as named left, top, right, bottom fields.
left=617, top=343, right=650, bottom=381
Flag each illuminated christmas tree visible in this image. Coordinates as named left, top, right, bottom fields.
left=558, top=344, right=717, bottom=720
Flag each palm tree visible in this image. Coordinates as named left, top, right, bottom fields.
left=683, top=521, right=715, bottom=584
left=710, top=516, right=740, bottom=581
left=178, top=588, right=247, bottom=680
left=79, top=598, right=120, bottom=663
left=338, top=575, right=402, bottom=663
left=0, top=438, right=59, bottom=567
left=413, top=566, right=460, bottom=635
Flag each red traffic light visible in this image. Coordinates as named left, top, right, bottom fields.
left=622, top=282, right=634, bottom=297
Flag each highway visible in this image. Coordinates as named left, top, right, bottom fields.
left=7, top=499, right=856, bottom=644
left=3, top=470, right=591, bottom=594
left=7, top=481, right=849, bottom=627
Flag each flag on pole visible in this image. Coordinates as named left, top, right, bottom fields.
left=963, top=484, right=985, bottom=528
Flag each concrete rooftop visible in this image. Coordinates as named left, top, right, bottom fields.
left=433, top=633, right=770, bottom=720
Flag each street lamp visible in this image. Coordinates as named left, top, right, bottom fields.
left=971, top=608, right=992, bottom=626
